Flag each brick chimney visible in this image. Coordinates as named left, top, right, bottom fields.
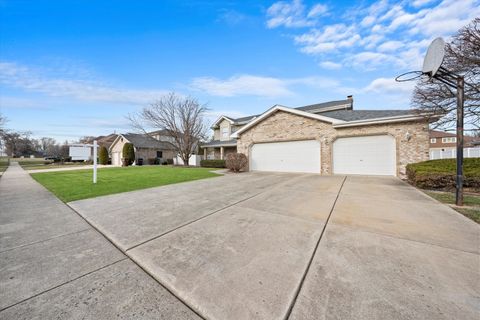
left=347, top=95, right=353, bottom=109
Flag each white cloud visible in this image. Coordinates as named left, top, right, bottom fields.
left=295, top=24, right=360, bottom=53
left=363, top=77, right=415, bottom=94
left=190, top=74, right=339, bottom=97
left=377, top=40, right=404, bottom=52
left=307, top=4, right=328, bottom=18
left=191, top=75, right=293, bottom=97
left=271, top=0, right=480, bottom=72
left=412, top=0, right=436, bottom=8
left=266, top=0, right=328, bottom=28
left=0, top=61, right=168, bottom=105
left=319, top=61, right=342, bottom=69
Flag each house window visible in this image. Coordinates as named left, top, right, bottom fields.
left=222, top=127, right=229, bottom=138
left=430, top=138, right=436, bottom=143
left=156, top=151, right=163, bottom=158
left=442, top=137, right=456, bottom=143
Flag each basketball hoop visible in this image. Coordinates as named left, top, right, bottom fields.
left=394, top=36, right=465, bottom=206
left=395, top=71, right=424, bottom=82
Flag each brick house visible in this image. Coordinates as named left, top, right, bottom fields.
left=109, top=133, right=176, bottom=166
left=202, top=96, right=432, bottom=177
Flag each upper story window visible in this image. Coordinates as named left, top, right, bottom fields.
left=442, top=137, right=456, bottom=143
left=430, top=138, right=436, bottom=143
left=222, top=127, right=229, bottom=138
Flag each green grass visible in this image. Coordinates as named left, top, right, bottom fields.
left=0, top=157, right=9, bottom=173
left=407, top=158, right=480, bottom=176
left=425, top=190, right=480, bottom=224
left=31, top=166, right=219, bottom=202
left=14, top=158, right=89, bottom=170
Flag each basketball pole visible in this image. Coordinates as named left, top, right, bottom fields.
left=455, top=76, right=464, bottom=206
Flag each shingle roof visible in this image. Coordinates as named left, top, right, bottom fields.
left=232, top=115, right=259, bottom=124
left=429, top=130, right=456, bottom=138
left=123, top=133, right=176, bottom=150
left=295, top=99, right=352, bottom=112
left=200, top=139, right=237, bottom=147
left=320, top=109, right=416, bottom=121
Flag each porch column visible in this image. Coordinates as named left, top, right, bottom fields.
left=203, top=148, right=207, bottom=160
left=220, top=146, right=224, bottom=160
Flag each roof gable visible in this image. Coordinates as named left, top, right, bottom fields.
left=110, top=133, right=176, bottom=151
left=231, top=105, right=344, bottom=138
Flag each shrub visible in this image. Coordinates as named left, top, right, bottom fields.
left=406, top=158, right=480, bottom=191
left=166, top=158, right=174, bottom=165
left=225, top=153, right=248, bottom=172
left=122, top=143, right=135, bottom=166
left=200, top=159, right=226, bottom=168
left=98, top=146, right=109, bottom=165
left=147, top=158, right=160, bottom=165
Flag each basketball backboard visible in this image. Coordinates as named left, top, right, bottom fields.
left=422, top=37, right=445, bottom=77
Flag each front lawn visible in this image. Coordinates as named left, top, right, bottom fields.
left=0, top=157, right=9, bottom=174
left=31, top=166, right=219, bottom=202
left=15, top=158, right=89, bottom=170
left=424, top=190, right=480, bottom=223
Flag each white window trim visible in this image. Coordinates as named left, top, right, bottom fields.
left=430, top=138, right=436, bottom=143
left=442, top=137, right=456, bottom=143
left=221, top=127, right=229, bottom=138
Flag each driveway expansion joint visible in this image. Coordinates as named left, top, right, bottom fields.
left=0, top=258, right=128, bottom=313
left=284, top=175, right=347, bottom=320
left=0, top=228, right=91, bottom=254
left=331, top=221, right=480, bottom=256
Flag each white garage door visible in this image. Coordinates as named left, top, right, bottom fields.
left=333, top=135, right=396, bottom=176
left=250, top=140, right=320, bottom=173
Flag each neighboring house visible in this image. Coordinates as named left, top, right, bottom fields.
left=201, top=96, right=433, bottom=177
left=429, top=130, right=480, bottom=159
left=109, top=133, right=176, bottom=166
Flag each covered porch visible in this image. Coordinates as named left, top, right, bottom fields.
left=200, top=139, right=237, bottom=160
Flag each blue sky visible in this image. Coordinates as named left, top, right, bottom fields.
left=1, top=0, right=478, bottom=141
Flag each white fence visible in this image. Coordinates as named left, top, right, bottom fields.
left=429, top=148, right=480, bottom=160
left=173, top=155, right=202, bottom=166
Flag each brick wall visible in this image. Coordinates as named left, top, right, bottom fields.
left=236, top=110, right=429, bottom=177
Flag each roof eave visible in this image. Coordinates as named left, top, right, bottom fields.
left=332, top=113, right=436, bottom=128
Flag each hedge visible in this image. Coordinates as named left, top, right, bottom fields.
left=122, top=143, right=135, bottom=166
left=200, top=159, right=226, bottom=168
left=98, top=146, right=109, bottom=165
left=406, top=158, right=480, bottom=191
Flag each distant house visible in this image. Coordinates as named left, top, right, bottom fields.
left=429, top=130, right=480, bottom=159
left=109, top=133, right=176, bottom=166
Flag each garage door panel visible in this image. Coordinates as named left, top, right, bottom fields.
left=251, top=140, right=320, bottom=174
left=333, top=135, right=396, bottom=176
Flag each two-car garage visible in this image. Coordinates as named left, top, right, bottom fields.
left=249, top=135, right=396, bottom=176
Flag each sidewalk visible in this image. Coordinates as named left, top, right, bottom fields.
left=0, top=162, right=200, bottom=319
left=26, top=164, right=118, bottom=173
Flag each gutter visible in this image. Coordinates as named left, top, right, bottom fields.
left=332, top=113, right=438, bottom=128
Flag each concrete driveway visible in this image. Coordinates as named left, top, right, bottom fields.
left=67, top=172, right=480, bottom=320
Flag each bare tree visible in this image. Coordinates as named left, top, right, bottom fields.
left=128, top=92, right=209, bottom=165
left=412, top=18, right=479, bottom=131
left=39, top=137, right=57, bottom=156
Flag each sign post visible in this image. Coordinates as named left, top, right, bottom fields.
left=93, top=140, right=98, bottom=184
